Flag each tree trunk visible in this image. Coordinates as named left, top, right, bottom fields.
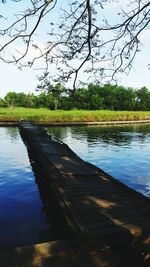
left=54, top=99, right=58, bottom=110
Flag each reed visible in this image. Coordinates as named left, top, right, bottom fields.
left=0, top=108, right=150, bottom=122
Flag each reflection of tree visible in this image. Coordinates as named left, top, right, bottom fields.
left=5, top=127, right=19, bottom=142
left=21, top=131, right=72, bottom=241
left=47, top=126, right=70, bottom=141
left=47, top=124, right=150, bottom=147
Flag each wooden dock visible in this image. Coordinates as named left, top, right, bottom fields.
left=5, top=122, right=150, bottom=266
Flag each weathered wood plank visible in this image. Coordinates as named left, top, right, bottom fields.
left=19, top=123, right=150, bottom=245
left=0, top=240, right=81, bottom=267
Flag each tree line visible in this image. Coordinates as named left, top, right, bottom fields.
left=0, top=84, right=150, bottom=111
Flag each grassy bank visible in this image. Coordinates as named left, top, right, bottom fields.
left=0, top=108, right=150, bottom=123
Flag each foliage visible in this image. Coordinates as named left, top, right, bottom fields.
left=1, top=84, right=150, bottom=111
left=4, top=92, right=35, bottom=108
left=136, top=87, right=150, bottom=111
left=37, top=79, right=66, bottom=110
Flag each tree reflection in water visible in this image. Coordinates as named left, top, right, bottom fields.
left=47, top=124, right=150, bottom=198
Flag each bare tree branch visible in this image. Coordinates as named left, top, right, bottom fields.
left=0, top=0, right=149, bottom=89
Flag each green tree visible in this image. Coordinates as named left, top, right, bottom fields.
left=73, top=88, right=89, bottom=109
left=37, top=80, right=65, bottom=110
left=98, top=84, right=117, bottom=110
left=25, top=93, right=36, bottom=108
left=136, top=87, right=150, bottom=111
left=60, top=96, right=75, bottom=110
left=114, top=86, right=136, bottom=111
left=14, top=93, right=30, bottom=107
left=4, top=92, right=17, bottom=108
left=33, top=92, right=52, bottom=109
left=87, top=84, right=104, bottom=110
left=4, top=92, right=35, bottom=108
left=0, top=97, right=6, bottom=107
left=51, top=83, right=65, bottom=110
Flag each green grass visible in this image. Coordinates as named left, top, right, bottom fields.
left=0, top=108, right=150, bottom=123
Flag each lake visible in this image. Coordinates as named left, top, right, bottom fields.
left=0, top=127, right=66, bottom=248
left=1, top=124, right=150, bottom=247
left=47, top=124, right=150, bottom=198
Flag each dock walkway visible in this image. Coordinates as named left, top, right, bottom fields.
left=18, top=123, right=150, bottom=266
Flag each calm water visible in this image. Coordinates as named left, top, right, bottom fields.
left=47, top=124, right=150, bottom=198
left=0, top=127, right=54, bottom=248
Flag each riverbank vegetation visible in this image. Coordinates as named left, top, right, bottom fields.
left=0, top=108, right=150, bottom=122
left=1, top=84, right=150, bottom=111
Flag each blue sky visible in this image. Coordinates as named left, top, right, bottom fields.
left=0, top=0, right=150, bottom=97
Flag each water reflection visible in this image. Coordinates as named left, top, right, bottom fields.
left=0, top=127, right=53, bottom=248
left=47, top=124, right=150, bottom=198
left=4, top=127, right=19, bottom=142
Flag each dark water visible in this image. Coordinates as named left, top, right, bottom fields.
left=0, top=127, right=55, bottom=248
left=47, top=124, right=150, bottom=198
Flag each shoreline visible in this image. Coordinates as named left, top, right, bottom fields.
left=0, top=119, right=150, bottom=126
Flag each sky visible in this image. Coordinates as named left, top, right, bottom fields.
left=0, top=0, right=150, bottom=98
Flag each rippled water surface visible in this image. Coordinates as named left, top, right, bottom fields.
left=47, top=124, right=150, bottom=198
left=0, top=127, right=54, bottom=248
